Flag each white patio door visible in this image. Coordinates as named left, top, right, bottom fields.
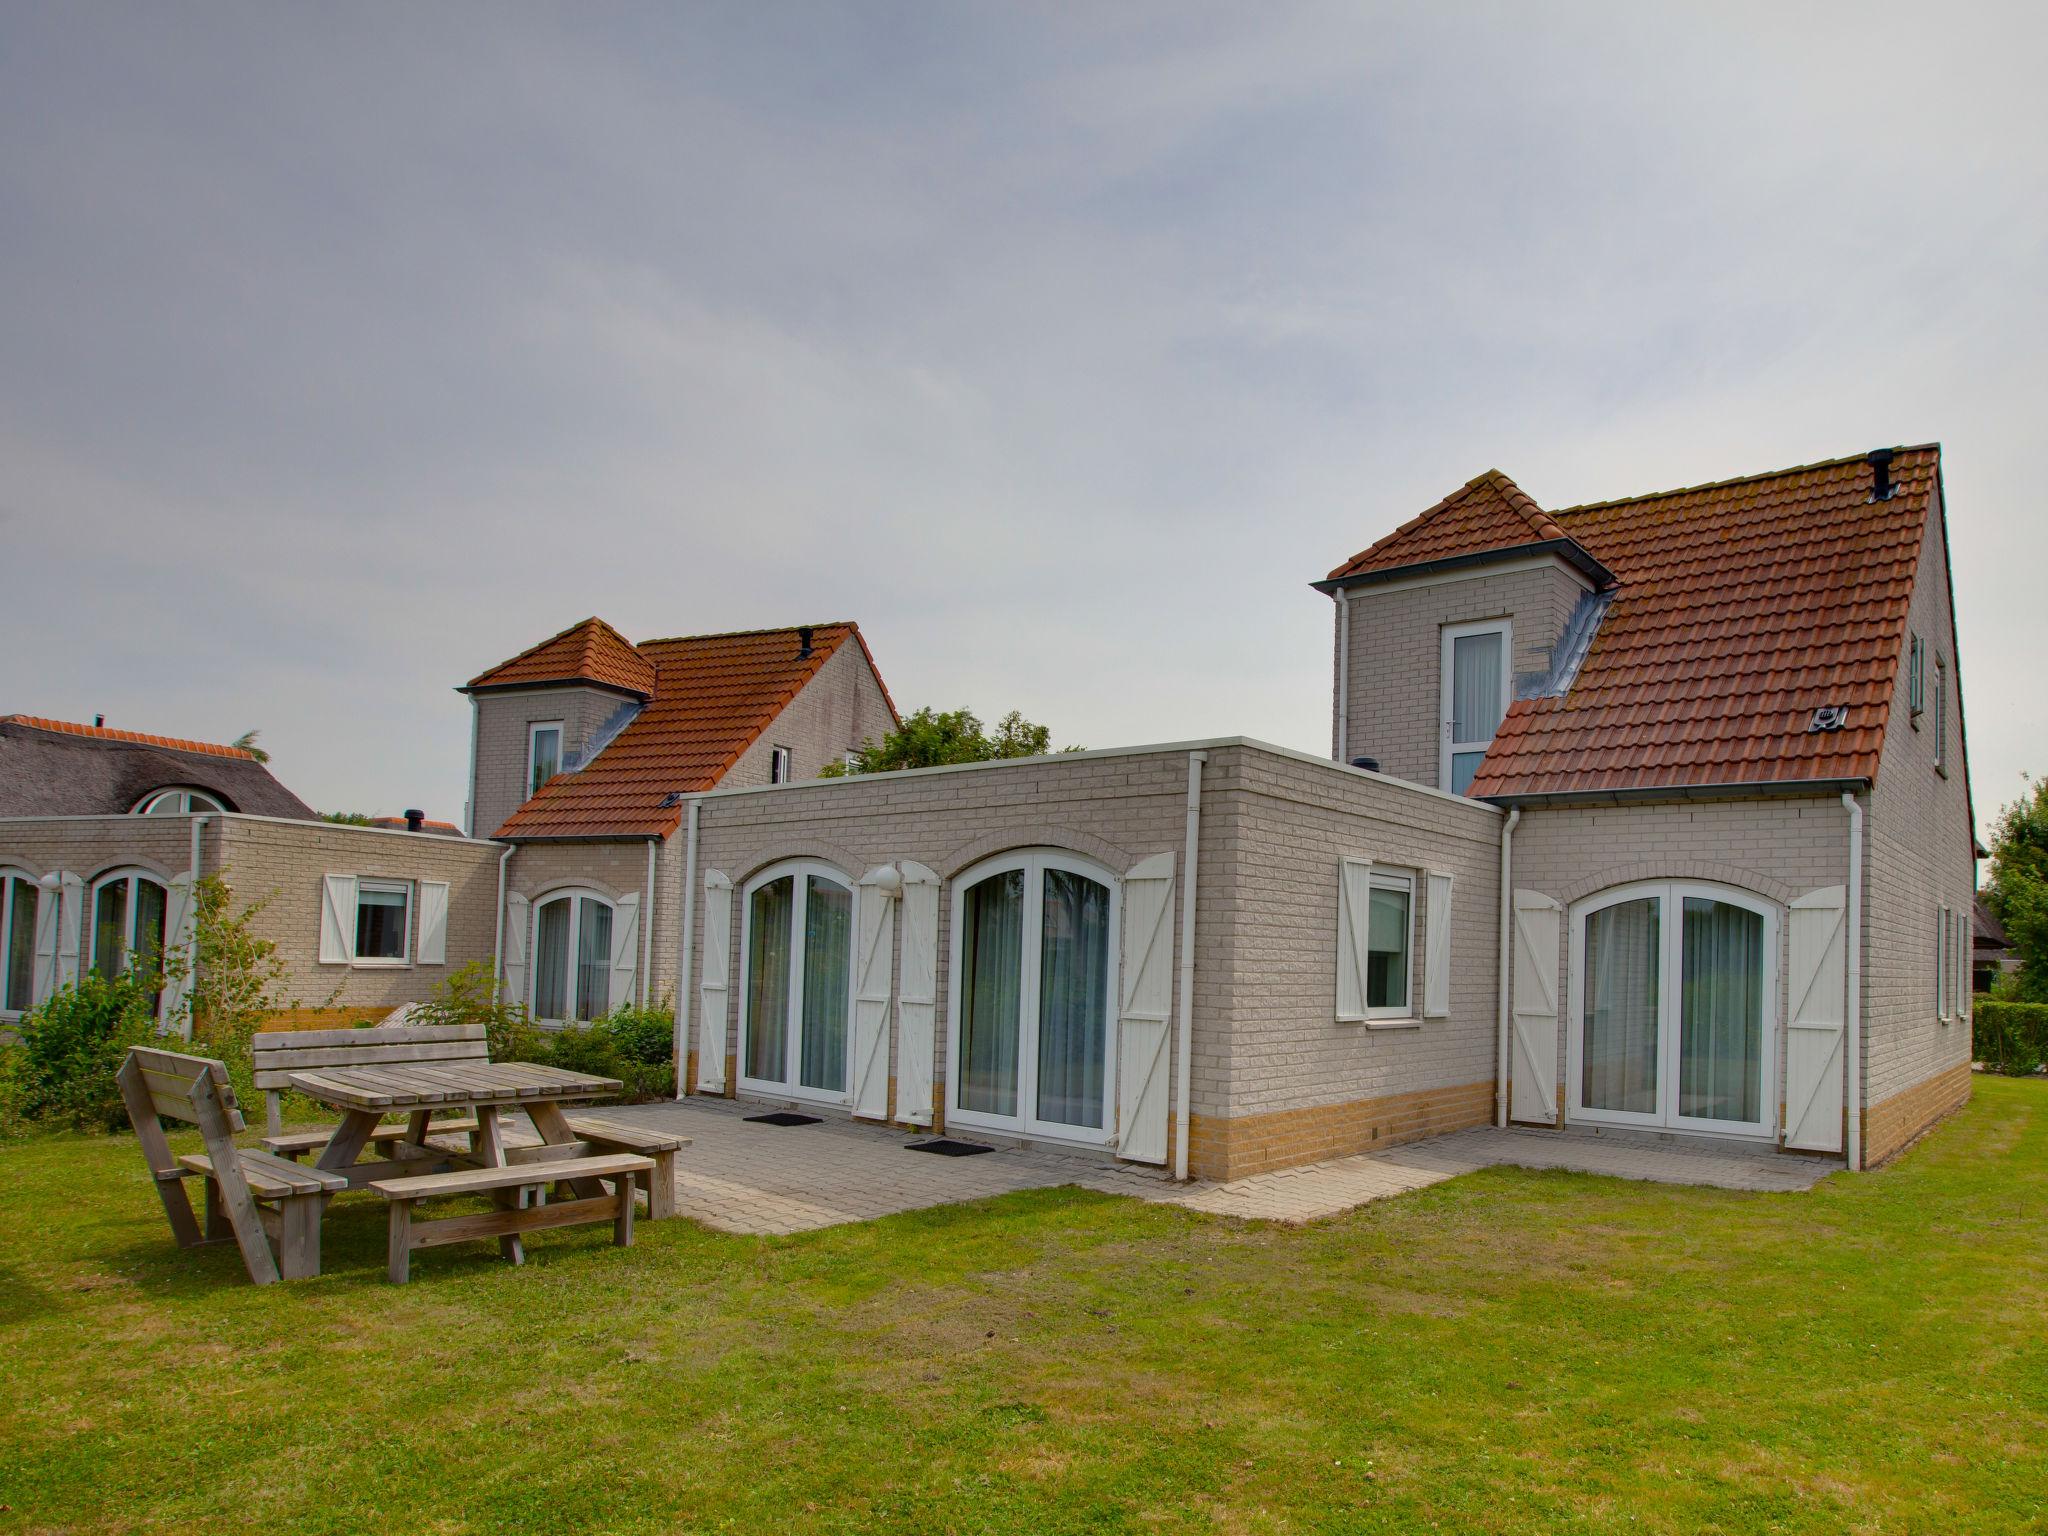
left=1569, top=883, right=1777, bottom=1138
left=1440, top=620, right=1510, bottom=794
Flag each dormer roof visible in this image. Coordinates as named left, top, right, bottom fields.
left=1317, top=469, right=1613, bottom=590
left=464, top=616, right=657, bottom=698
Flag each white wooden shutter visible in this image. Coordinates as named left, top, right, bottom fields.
left=1116, top=852, right=1175, bottom=1165
left=1510, top=889, right=1561, bottom=1124
left=894, top=861, right=939, bottom=1126
left=160, top=873, right=195, bottom=1037
left=32, top=878, right=60, bottom=1003
left=696, top=872, right=732, bottom=1091
left=1935, top=904, right=1949, bottom=1019
left=1958, top=910, right=1972, bottom=1020
left=318, top=874, right=357, bottom=965
left=56, top=872, right=83, bottom=989
left=1335, top=857, right=1373, bottom=1022
left=850, top=868, right=898, bottom=1121
left=501, top=892, right=529, bottom=1008
left=1784, top=885, right=1847, bottom=1152
left=608, top=892, right=640, bottom=1011
left=416, top=880, right=450, bottom=966
left=1423, top=871, right=1453, bottom=1018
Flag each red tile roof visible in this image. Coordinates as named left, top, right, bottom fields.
left=0, top=714, right=256, bottom=759
left=1461, top=446, right=1942, bottom=798
left=465, top=616, right=657, bottom=697
left=493, top=622, right=892, bottom=839
left=1325, top=470, right=1606, bottom=583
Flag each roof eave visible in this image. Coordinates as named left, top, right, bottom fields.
left=457, top=677, right=652, bottom=701
left=1477, top=775, right=1871, bottom=810
left=1313, top=538, right=1614, bottom=595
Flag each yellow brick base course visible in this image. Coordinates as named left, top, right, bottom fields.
left=1863, top=1059, right=1972, bottom=1168
left=1188, top=1079, right=1495, bottom=1182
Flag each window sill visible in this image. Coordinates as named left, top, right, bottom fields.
left=351, top=959, right=411, bottom=970
left=1364, top=1017, right=1423, bottom=1031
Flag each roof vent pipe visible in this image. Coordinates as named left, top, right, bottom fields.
left=95, top=714, right=105, bottom=727
left=403, top=808, right=425, bottom=832
left=1867, top=448, right=1895, bottom=502
left=797, top=626, right=814, bottom=659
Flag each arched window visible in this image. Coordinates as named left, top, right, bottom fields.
left=0, top=868, right=41, bottom=1017
left=91, top=868, right=171, bottom=1016
left=1567, top=882, right=1778, bottom=1137
left=529, top=890, right=614, bottom=1025
left=134, top=788, right=226, bottom=815
left=740, top=861, right=855, bottom=1101
left=947, top=849, right=1118, bottom=1144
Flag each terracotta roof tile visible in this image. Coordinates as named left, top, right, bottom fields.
left=0, top=714, right=256, bottom=759
left=1325, top=469, right=1601, bottom=582
left=1466, top=446, right=1940, bottom=798
left=466, top=616, right=656, bottom=696
left=493, top=622, right=888, bottom=840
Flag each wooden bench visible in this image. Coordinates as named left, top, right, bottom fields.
left=118, top=1046, right=346, bottom=1284
left=252, top=1022, right=490, bottom=1138
left=563, top=1115, right=688, bottom=1221
left=264, top=1119, right=479, bottom=1162
left=371, top=1154, right=653, bottom=1283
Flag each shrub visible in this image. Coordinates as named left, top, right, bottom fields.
left=409, top=961, right=549, bottom=1064
left=11, top=971, right=162, bottom=1130
left=1974, top=999, right=2048, bottom=1075
left=602, top=1003, right=675, bottom=1066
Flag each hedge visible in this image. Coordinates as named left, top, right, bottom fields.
left=1974, top=999, right=2048, bottom=1075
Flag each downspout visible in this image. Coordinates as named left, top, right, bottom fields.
left=1173, top=750, right=1208, bottom=1181
left=184, top=813, right=209, bottom=1041
left=491, top=841, right=517, bottom=998
left=1842, top=791, right=1864, bottom=1171
left=640, top=837, right=657, bottom=1005
left=1334, top=587, right=1350, bottom=761
left=1494, top=807, right=1521, bottom=1128
left=673, top=798, right=700, bottom=1101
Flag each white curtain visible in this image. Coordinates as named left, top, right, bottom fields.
left=533, top=899, right=570, bottom=1020
left=746, top=877, right=793, bottom=1080
left=1583, top=897, right=1660, bottom=1114
left=1035, top=870, right=1110, bottom=1129
left=1679, top=898, right=1764, bottom=1122
left=959, top=870, right=1024, bottom=1116
left=799, top=876, right=852, bottom=1091
left=575, top=899, right=612, bottom=1020
left=1452, top=631, right=1505, bottom=742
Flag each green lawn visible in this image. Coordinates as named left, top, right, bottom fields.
left=3, top=1080, right=2045, bottom=1535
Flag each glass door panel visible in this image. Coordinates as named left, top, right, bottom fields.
left=1581, top=897, right=1661, bottom=1116
left=744, top=877, right=794, bottom=1082
left=798, top=875, right=851, bottom=1092
left=1035, top=869, right=1110, bottom=1129
left=1678, top=897, right=1766, bottom=1127
left=958, top=870, right=1025, bottom=1117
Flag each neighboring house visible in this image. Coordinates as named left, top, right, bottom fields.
left=461, top=618, right=897, bottom=1028
left=1973, top=894, right=2013, bottom=995
left=664, top=445, right=1973, bottom=1177
left=0, top=716, right=500, bottom=1031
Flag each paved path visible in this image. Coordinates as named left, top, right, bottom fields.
left=596, top=1098, right=1840, bottom=1234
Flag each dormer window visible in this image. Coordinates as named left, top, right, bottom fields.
left=134, top=788, right=225, bottom=815
left=769, top=745, right=795, bottom=784
left=1907, top=633, right=1925, bottom=721
left=527, top=722, right=564, bottom=798
left=1440, top=620, right=1511, bottom=795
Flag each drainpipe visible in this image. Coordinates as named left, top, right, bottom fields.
left=1334, top=587, right=1350, bottom=761
left=1842, top=791, right=1864, bottom=1171
left=1173, top=750, right=1208, bottom=1181
left=184, top=814, right=209, bottom=1042
left=491, top=841, right=517, bottom=998
left=1494, top=807, right=1521, bottom=1128
left=673, top=798, right=700, bottom=1101
left=640, top=837, right=658, bottom=1005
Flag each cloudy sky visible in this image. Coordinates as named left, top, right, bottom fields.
left=3, top=3, right=2042, bottom=838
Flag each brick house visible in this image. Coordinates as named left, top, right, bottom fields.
left=668, top=445, right=1973, bottom=1177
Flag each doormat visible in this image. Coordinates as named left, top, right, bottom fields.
left=744, top=1111, right=823, bottom=1127
left=907, top=1138, right=996, bottom=1157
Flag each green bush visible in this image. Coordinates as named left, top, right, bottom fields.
left=11, top=972, right=162, bottom=1130
left=1974, top=999, right=2048, bottom=1075
left=407, top=965, right=675, bottom=1102
left=408, top=961, right=550, bottom=1064
left=602, top=1003, right=675, bottom=1066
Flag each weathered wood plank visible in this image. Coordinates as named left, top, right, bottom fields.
left=403, top=1193, right=624, bottom=1249
left=369, top=1153, right=650, bottom=1201
left=253, top=1023, right=486, bottom=1052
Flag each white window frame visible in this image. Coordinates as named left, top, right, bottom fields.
left=527, top=888, right=614, bottom=1026
left=1907, top=632, right=1924, bottom=723
left=1440, top=618, right=1512, bottom=794
left=1566, top=880, right=1780, bottom=1140
left=769, top=745, right=795, bottom=784
left=1932, top=657, right=1947, bottom=775
left=1936, top=903, right=1950, bottom=1021
left=945, top=848, right=1122, bottom=1149
left=0, top=867, right=39, bottom=1019
left=352, top=878, right=413, bottom=968
left=89, top=868, right=170, bottom=981
left=527, top=720, right=565, bottom=799
left=737, top=859, right=858, bottom=1105
left=1366, top=868, right=1417, bottom=1021
left=134, top=787, right=226, bottom=815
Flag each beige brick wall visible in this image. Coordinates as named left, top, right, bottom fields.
left=468, top=684, right=641, bottom=841
left=1510, top=795, right=1853, bottom=1133
left=723, top=638, right=898, bottom=789
left=501, top=837, right=667, bottom=1014
left=1862, top=482, right=1976, bottom=1126
left=1334, top=559, right=1589, bottom=784
left=0, top=813, right=502, bottom=1014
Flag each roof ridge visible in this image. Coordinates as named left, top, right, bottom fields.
left=1553, top=442, right=1941, bottom=517
left=0, top=713, right=258, bottom=759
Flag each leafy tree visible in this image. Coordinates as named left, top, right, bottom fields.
left=321, top=811, right=375, bottom=825
left=823, top=707, right=1077, bottom=776
left=232, top=729, right=270, bottom=764
left=1984, top=776, right=2048, bottom=1003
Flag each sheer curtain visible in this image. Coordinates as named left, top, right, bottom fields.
left=1452, top=632, right=1505, bottom=742
left=576, top=900, right=612, bottom=1020
left=799, top=876, right=852, bottom=1092
left=746, top=878, right=793, bottom=1081
left=1583, top=897, right=1660, bottom=1113
left=1036, top=871, right=1110, bottom=1128
left=1679, top=898, right=1763, bottom=1122
left=533, top=900, right=569, bottom=1020
left=960, top=871, right=1024, bottom=1116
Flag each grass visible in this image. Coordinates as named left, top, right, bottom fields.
left=3, top=1080, right=2045, bottom=1535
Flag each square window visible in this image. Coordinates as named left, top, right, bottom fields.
left=355, top=882, right=411, bottom=963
